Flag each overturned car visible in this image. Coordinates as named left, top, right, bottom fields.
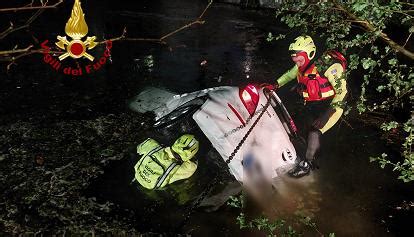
left=129, top=85, right=303, bottom=188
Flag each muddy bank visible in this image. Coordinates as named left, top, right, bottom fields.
left=0, top=113, right=141, bottom=233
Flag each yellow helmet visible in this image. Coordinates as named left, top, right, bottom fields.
left=171, top=134, right=199, bottom=161
left=289, top=35, right=316, bottom=60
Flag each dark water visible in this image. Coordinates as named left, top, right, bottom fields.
left=1, top=0, right=413, bottom=236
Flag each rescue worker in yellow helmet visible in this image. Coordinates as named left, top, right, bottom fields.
left=134, top=134, right=199, bottom=189
left=275, top=35, right=347, bottom=178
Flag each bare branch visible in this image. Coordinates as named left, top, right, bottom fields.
left=340, top=117, right=354, bottom=130
left=0, top=45, right=34, bottom=56
left=0, top=0, right=63, bottom=12
left=403, top=32, right=413, bottom=48
left=400, top=2, right=414, bottom=7
left=198, top=1, right=212, bottom=19
left=100, top=0, right=213, bottom=45
left=160, top=20, right=205, bottom=41
left=102, top=27, right=164, bottom=45
left=0, top=1, right=64, bottom=40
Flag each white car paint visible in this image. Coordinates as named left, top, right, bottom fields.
left=192, top=87, right=296, bottom=183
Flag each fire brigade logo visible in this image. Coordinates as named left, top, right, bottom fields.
left=55, top=0, right=97, bottom=61
left=40, top=0, right=112, bottom=76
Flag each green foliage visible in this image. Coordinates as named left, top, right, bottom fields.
left=227, top=195, right=243, bottom=208
left=380, top=121, right=399, bottom=131
left=230, top=198, right=297, bottom=236
left=371, top=118, right=414, bottom=182
left=267, top=32, right=286, bottom=42
left=270, top=0, right=414, bottom=182
left=227, top=194, right=332, bottom=236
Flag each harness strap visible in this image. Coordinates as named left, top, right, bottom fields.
left=298, top=81, right=332, bottom=90
left=303, top=90, right=335, bottom=99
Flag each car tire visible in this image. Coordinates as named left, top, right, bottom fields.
left=153, top=97, right=206, bottom=135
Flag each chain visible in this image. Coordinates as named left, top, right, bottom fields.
left=223, top=104, right=269, bottom=138
left=175, top=173, right=220, bottom=233
left=225, top=99, right=272, bottom=164
left=176, top=95, right=272, bottom=233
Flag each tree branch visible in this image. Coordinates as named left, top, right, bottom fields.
left=403, top=32, right=413, bottom=48
left=0, top=0, right=64, bottom=12
left=0, top=45, right=34, bottom=56
left=0, top=46, right=62, bottom=62
left=100, top=0, right=212, bottom=45
left=333, top=1, right=414, bottom=60
left=0, top=8, right=45, bottom=40
left=0, top=1, right=64, bottom=40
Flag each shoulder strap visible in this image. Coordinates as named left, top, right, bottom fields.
left=326, top=50, right=347, bottom=70
left=301, top=61, right=315, bottom=76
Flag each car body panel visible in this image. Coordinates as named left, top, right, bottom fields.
left=192, top=87, right=296, bottom=183
left=129, top=87, right=224, bottom=121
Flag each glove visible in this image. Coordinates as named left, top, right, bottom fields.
left=259, top=82, right=279, bottom=91
left=312, top=107, right=336, bottom=129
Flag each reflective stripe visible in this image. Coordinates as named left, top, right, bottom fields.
left=188, top=139, right=196, bottom=148
left=302, top=90, right=335, bottom=99
left=155, top=162, right=178, bottom=189
left=321, top=90, right=335, bottom=97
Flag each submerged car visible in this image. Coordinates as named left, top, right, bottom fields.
left=129, top=85, right=303, bottom=188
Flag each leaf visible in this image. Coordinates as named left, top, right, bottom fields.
left=388, top=58, right=398, bottom=66
left=353, top=3, right=368, bottom=11
left=361, top=58, right=377, bottom=70
left=371, top=45, right=379, bottom=55
left=274, top=34, right=286, bottom=40
left=267, top=32, right=274, bottom=42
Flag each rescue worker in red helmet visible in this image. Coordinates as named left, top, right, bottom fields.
left=275, top=35, right=348, bottom=178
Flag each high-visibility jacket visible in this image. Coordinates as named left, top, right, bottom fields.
left=276, top=61, right=347, bottom=134
left=134, top=138, right=197, bottom=190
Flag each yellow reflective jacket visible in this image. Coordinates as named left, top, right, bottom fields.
left=134, top=138, right=198, bottom=190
